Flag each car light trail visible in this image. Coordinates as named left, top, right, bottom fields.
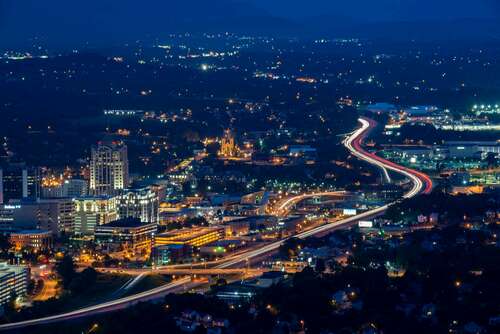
left=0, top=117, right=432, bottom=331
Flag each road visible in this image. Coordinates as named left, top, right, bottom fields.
left=345, top=117, right=432, bottom=197
left=273, top=191, right=347, bottom=216
left=98, top=268, right=265, bottom=276
left=32, top=279, right=58, bottom=302
left=0, top=117, right=432, bottom=331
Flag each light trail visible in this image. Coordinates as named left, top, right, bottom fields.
left=344, top=118, right=432, bottom=196
left=352, top=118, right=391, bottom=184
left=274, top=191, right=346, bottom=216
left=0, top=117, right=432, bottom=331
left=218, top=117, right=432, bottom=268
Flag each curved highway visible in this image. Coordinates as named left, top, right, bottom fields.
left=0, top=117, right=432, bottom=331
left=274, top=191, right=346, bottom=216
left=345, top=118, right=433, bottom=196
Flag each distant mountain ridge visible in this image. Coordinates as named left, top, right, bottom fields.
left=1, top=0, right=500, bottom=48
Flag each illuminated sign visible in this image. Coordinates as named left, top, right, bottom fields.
left=358, top=221, right=373, bottom=228
left=4, top=205, right=21, bottom=210
left=343, top=209, right=357, bottom=216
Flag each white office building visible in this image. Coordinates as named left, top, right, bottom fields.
left=0, top=262, right=29, bottom=305
left=90, top=142, right=129, bottom=196
left=116, top=187, right=159, bottom=224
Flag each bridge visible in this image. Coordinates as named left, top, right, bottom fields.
left=97, top=267, right=266, bottom=276
left=272, top=191, right=348, bottom=216
left=0, top=117, right=432, bottom=331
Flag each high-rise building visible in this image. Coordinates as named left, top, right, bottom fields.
left=0, top=199, right=75, bottom=235
left=0, top=165, right=41, bottom=204
left=0, top=262, right=29, bottom=305
left=64, top=179, right=88, bottom=198
left=73, top=196, right=118, bottom=236
left=89, top=142, right=128, bottom=196
left=116, top=187, right=159, bottom=224
left=41, top=178, right=88, bottom=199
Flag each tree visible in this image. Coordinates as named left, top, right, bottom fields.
left=279, top=238, right=303, bottom=259
left=0, top=234, right=11, bottom=253
left=215, top=278, right=227, bottom=286
left=56, top=255, right=75, bottom=289
left=69, top=267, right=97, bottom=295
left=315, top=258, right=326, bottom=274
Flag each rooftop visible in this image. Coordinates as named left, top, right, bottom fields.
left=157, top=226, right=224, bottom=241
left=10, top=229, right=51, bottom=235
left=104, top=217, right=151, bottom=228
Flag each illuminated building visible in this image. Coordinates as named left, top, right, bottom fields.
left=152, top=244, right=191, bottom=266
left=436, top=141, right=500, bottom=159
left=365, top=103, right=397, bottom=114
left=218, top=129, right=239, bottom=158
left=224, top=219, right=250, bottom=236
left=0, top=165, right=41, bottom=204
left=159, top=208, right=198, bottom=225
left=0, top=262, right=29, bottom=305
left=9, top=230, right=52, bottom=251
left=94, top=218, right=157, bottom=252
left=155, top=227, right=225, bottom=248
left=116, top=187, right=159, bottom=224
left=472, top=104, right=500, bottom=115
left=90, top=142, right=129, bottom=196
left=36, top=198, right=75, bottom=234
left=73, top=197, right=118, bottom=235
left=0, top=199, right=74, bottom=235
left=41, top=178, right=88, bottom=198
left=296, top=77, right=317, bottom=84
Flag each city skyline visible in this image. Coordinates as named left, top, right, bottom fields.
left=0, top=2, right=498, bottom=333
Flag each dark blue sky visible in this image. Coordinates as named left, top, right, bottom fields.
left=1, top=0, right=499, bottom=47
left=248, top=0, right=498, bottom=20
left=3, top=0, right=499, bottom=23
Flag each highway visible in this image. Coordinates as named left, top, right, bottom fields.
left=217, top=117, right=433, bottom=267
left=345, top=118, right=433, bottom=197
left=274, top=191, right=347, bottom=216
left=0, top=117, right=432, bottom=331
left=98, top=267, right=265, bottom=276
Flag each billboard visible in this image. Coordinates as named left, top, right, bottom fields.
left=343, top=209, right=357, bottom=216
left=358, top=221, right=373, bottom=228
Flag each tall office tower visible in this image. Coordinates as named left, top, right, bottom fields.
left=116, top=187, right=159, bottom=224
left=41, top=178, right=88, bottom=199
left=0, top=164, right=41, bottom=204
left=73, top=196, right=118, bottom=236
left=0, top=198, right=75, bottom=235
left=89, top=142, right=129, bottom=196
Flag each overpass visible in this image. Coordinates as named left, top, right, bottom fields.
left=0, top=117, right=432, bottom=331
left=273, top=191, right=347, bottom=216
left=97, top=268, right=265, bottom=276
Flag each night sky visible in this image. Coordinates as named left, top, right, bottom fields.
left=250, top=0, right=499, bottom=20
left=1, top=0, right=499, bottom=47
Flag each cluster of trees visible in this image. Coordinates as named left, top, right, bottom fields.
left=56, top=255, right=97, bottom=295
left=163, top=216, right=209, bottom=232
left=384, top=191, right=500, bottom=223
left=0, top=234, right=11, bottom=255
